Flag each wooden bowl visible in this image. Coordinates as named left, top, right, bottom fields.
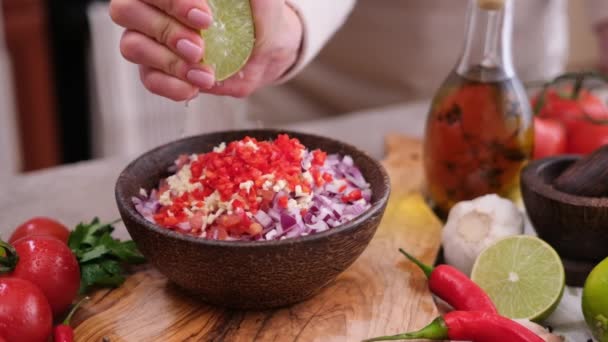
left=521, top=156, right=608, bottom=284
left=115, top=129, right=390, bottom=310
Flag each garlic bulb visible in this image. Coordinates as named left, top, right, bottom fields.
left=441, top=194, right=524, bottom=276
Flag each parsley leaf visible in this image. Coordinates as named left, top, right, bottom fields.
left=101, top=235, right=146, bottom=264
left=79, top=262, right=125, bottom=293
left=68, top=223, right=88, bottom=251
left=78, top=244, right=110, bottom=263
left=69, top=218, right=145, bottom=294
left=69, top=218, right=116, bottom=250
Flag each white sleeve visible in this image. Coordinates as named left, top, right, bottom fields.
left=275, top=0, right=356, bottom=83
left=585, top=0, right=608, bottom=28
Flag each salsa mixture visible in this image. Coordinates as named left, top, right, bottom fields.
left=133, top=134, right=372, bottom=241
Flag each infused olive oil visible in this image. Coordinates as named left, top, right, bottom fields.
left=423, top=0, right=533, bottom=217
left=424, top=68, right=532, bottom=215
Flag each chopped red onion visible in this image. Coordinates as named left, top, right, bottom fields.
left=280, top=213, right=297, bottom=230
left=133, top=151, right=372, bottom=242
left=254, top=211, right=273, bottom=228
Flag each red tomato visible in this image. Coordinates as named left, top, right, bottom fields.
left=0, top=277, right=52, bottom=342
left=11, top=236, right=80, bottom=316
left=567, top=120, right=608, bottom=155
left=9, top=217, right=70, bottom=244
left=535, top=89, right=608, bottom=123
left=533, top=117, right=567, bottom=159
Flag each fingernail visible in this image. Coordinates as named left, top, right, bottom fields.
left=176, top=39, right=203, bottom=63
left=187, top=8, right=212, bottom=28
left=187, top=69, right=214, bottom=89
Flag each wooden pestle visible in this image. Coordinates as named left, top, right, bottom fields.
left=553, top=145, right=608, bottom=197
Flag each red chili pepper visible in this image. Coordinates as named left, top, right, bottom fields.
left=278, top=196, right=289, bottom=209
left=53, top=296, right=89, bottom=342
left=399, top=249, right=497, bottom=314
left=363, top=311, right=543, bottom=342
left=342, top=189, right=363, bottom=203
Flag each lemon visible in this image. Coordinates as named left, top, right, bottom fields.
left=471, top=235, right=565, bottom=322
left=582, top=257, right=608, bottom=342
left=201, top=0, right=255, bottom=81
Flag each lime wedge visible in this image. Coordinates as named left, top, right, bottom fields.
left=201, top=0, right=255, bottom=81
left=471, top=235, right=565, bottom=322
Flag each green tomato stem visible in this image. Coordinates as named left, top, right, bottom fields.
left=533, top=82, right=550, bottom=116
left=572, top=73, right=585, bottom=100
left=0, top=240, right=18, bottom=273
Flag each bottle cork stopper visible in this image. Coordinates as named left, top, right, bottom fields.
left=477, top=0, right=505, bottom=10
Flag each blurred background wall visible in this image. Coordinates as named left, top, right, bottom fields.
left=568, top=0, right=600, bottom=70
left=0, top=0, right=603, bottom=179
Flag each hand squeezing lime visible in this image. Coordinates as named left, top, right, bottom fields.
left=471, top=236, right=565, bottom=322
left=583, top=257, right=608, bottom=342
left=201, top=0, right=255, bottom=81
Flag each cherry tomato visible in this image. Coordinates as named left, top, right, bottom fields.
left=0, top=277, right=52, bottom=342
left=11, top=236, right=80, bottom=316
left=9, top=217, right=70, bottom=244
left=533, top=117, right=567, bottom=159
left=567, top=120, right=608, bottom=155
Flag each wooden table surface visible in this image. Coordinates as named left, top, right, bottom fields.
left=0, top=102, right=593, bottom=341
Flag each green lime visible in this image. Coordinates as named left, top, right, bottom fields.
left=470, top=235, right=565, bottom=322
left=583, top=257, right=608, bottom=342
left=201, top=0, right=255, bottom=81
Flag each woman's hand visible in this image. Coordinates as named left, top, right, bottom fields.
left=110, top=0, right=303, bottom=101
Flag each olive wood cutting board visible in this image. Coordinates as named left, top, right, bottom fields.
left=72, top=134, right=443, bottom=342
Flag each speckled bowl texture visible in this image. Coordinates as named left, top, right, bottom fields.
left=521, top=155, right=608, bottom=263
left=115, top=130, right=390, bottom=310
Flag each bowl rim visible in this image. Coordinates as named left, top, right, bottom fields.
left=521, top=155, right=608, bottom=207
left=115, top=129, right=391, bottom=248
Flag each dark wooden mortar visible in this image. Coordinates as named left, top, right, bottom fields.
left=554, top=145, right=608, bottom=197
left=521, top=156, right=608, bottom=285
left=115, top=129, right=391, bottom=310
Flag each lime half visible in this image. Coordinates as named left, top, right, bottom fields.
left=471, top=235, right=565, bottom=321
left=201, top=0, right=255, bottom=81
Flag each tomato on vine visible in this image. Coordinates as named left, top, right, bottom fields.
left=531, top=71, right=608, bottom=158
left=0, top=236, right=80, bottom=316
left=9, top=217, right=70, bottom=244
left=0, top=277, right=53, bottom=342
